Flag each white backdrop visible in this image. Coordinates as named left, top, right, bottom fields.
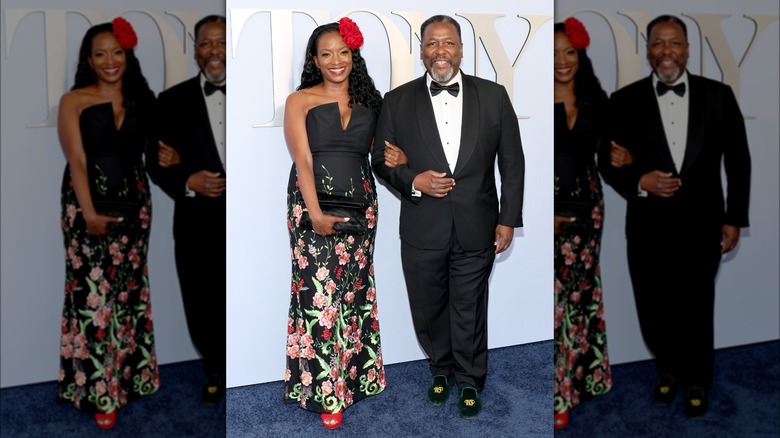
left=226, top=0, right=554, bottom=388
left=555, top=0, right=780, bottom=365
left=0, top=0, right=224, bottom=388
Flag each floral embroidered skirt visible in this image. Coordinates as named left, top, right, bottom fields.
left=284, top=184, right=385, bottom=413
left=57, top=178, right=159, bottom=413
left=553, top=199, right=612, bottom=414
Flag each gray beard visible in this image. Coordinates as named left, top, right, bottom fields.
left=428, top=64, right=455, bottom=84
left=655, top=66, right=681, bottom=84
left=202, top=68, right=226, bottom=85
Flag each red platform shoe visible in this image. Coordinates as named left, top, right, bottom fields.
left=95, top=411, right=116, bottom=429
left=321, top=411, right=342, bottom=429
left=554, top=411, right=569, bottom=430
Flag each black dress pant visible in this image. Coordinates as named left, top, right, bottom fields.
left=627, top=230, right=721, bottom=389
left=174, top=229, right=226, bottom=382
left=401, top=228, right=495, bottom=391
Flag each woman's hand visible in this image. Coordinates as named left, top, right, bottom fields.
left=554, top=214, right=576, bottom=236
left=84, top=212, right=124, bottom=236
left=158, top=141, right=181, bottom=168
left=384, top=142, right=408, bottom=168
left=609, top=141, right=634, bottom=168
left=311, top=212, right=350, bottom=236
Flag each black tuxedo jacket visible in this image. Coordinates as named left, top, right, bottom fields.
left=146, top=75, right=226, bottom=240
left=372, top=73, right=524, bottom=251
left=600, top=73, right=751, bottom=240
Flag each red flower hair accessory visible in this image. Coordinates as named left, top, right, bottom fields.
left=112, top=17, right=138, bottom=50
left=565, top=17, right=590, bottom=50
left=338, top=17, right=364, bottom=51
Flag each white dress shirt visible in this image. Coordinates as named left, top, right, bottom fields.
left=200, top=73, right=227, bottom=170
left=653, top=71, right=689, bottom=173
left=427, top=71, right=463, bottom=173
left=411, top=72, right=464, bottom=197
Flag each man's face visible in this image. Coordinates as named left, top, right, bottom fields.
left=420, top=21, right=463, bottom=84
left=195, top=21, right=226, bottom=84
left=646, top=21, right=689, bottom=84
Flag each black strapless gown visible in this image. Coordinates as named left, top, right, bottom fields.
left=284, top=102, right=385, bottom=413
left=553, top=102, right=612, bottom=414
left=58, top=102, right=159, bottom=413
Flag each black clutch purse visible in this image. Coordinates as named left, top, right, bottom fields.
left=93, top=199, right=140, bottom=233
left=555, top=199, right=593, bottom=234
left=299, top=193, right=369, bottom=235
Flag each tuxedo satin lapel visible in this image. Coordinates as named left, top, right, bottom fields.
left=414, top=77, right=450, bottom=172
left=643, top=77, right=678, bottom=173
left=188, top=78, right=225, bottom=173
left=453, top=76, right=478, bottom=177
left=680, top=76, right=704, bottom=175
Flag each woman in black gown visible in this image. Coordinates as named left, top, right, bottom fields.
left=553, top=17, right=614, bottom=429
left=282, top=18, right=385, bottom=429
left=57, top=18, right=158, bottom=429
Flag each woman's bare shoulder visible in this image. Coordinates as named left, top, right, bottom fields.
left=60, top=87, right=110, bottom=113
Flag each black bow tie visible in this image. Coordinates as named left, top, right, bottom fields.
left=430, top=81, right=460, bottom=97
left=204, top=81, right=226, bottom=96
left=656, top=81, right=685, bottom=97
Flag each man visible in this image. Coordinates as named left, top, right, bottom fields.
left=147, top=15, right=227, bottom=404
left=601, top=15, right=751, bottom=418
left=372, top=15, right=525, bottom=419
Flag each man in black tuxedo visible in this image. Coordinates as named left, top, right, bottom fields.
left=147, top=15, right=226, bottom=404
left=601, top=15, right=751, bottom=418
left=372, top=14, right=525, bottom=419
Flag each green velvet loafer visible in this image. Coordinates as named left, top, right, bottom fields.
left=458, top=386, right=482, bottom=419
left=684, top=386, right=708, bottom=418
left=427, top=375, right=455, bottom=406
left=653, top=374, right=677, bottom=405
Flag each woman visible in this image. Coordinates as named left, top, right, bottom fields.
left=283, top=18, right=385, bottom=429
left=57, top=18, right=158, bottom=429
left=553, top=17, right=613, bottom=429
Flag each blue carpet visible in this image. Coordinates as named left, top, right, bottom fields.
left=226, top=341, right=553, bottom=437
left=3, top=340, right=776, bottom=437
left=0, top=359, right=225, bottom=437
left=556, top=340, right=780, bottom=437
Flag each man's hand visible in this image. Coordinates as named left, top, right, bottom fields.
left=639, top=171, right=682, bottom=198
left=721, top=224, right=740, bottom=254
left=157, top=141, right=181, bottom=168
left=187, top=170, right=226, bottom=197
left=494, top=224, right=514, bottom=254
left=609, top=141, right=634, bottom=168
left=412, top=171, right=455, bottom=198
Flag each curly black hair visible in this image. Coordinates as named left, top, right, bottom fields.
left=297, top=22, right=383, bottom=115
left=554, top=22, right=607, bottom=111
left=72, top=22, right=155, bottom=110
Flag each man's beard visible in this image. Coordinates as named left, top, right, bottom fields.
left=654, top=62, right=681, bottom=84
left=201, top=60, right=226, bottom=84
left=427, top=61, right=455, bottom=84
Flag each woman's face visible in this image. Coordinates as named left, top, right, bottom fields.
left=313, top=31, right=353, bottom=85
left=88, top=32, right=126, bottom=84
left=554, top=31, right=579, bottom=85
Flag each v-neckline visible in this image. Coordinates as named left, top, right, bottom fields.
left=88, top=101, right=125, bottom=131
left=335, top=102, right=352, bottom=132
left=555, top=101, right=578, bottom=132
left=111, top=103, right=126, bottom=131
left=323, top=101, right=352, bottom=132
